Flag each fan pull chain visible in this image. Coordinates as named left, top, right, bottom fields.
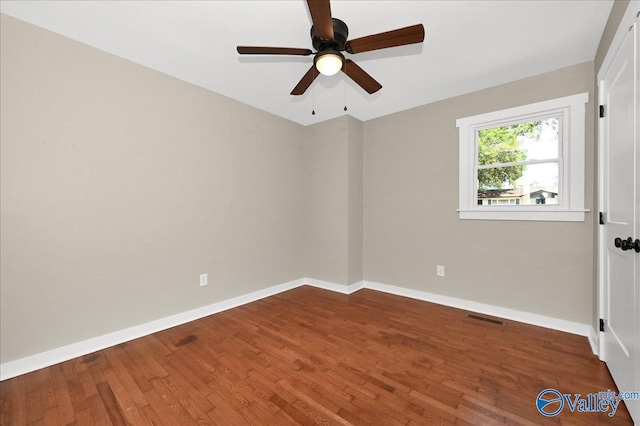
left=312, top=68, right=316, bottom=115
left=343, top=61, right=348, bottom=112
left=344, top=80, right=348, bottom=112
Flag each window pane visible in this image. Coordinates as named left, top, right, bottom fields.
left=477, top=163, right=559, bottom=206
left=477, top=117, right=559, bottom=167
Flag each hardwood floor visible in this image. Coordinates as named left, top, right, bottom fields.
left=0, top=286, right=633, bottom=425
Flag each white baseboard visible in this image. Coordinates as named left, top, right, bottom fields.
left=588, top=326, right=599, bottom=357
left=363, top=280, right=593, bottom=338
left=305, top=278, right=351, bottom=294
left=0, top=278, right=305, bottom=381
left=347, top=281, right=365, bottom=293
left=1, top=276, right=596, bottom=380
left=305, top=278, right=364, bottom=294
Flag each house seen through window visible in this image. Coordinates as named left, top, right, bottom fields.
left=476, top=117, right=560, bottom=206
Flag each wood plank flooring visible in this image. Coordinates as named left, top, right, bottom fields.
left=0, top=286, right=633, bottom=425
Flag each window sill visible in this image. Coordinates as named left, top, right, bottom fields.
left=457, top=208, right=589, bottom=222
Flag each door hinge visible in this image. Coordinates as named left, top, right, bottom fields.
left=599, top=211, right=605, bottom=225
left=599, top=318, right=605, bottom=332
left=599, top=105, right=605, bottom=118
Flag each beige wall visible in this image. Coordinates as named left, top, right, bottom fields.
left=363, top=62, right=596, bottom=324
left=347, top=117, right=364, bottom=285
left=304, top=115, right=364, bottom=285
left=0, top=15, right=306, bottom=363
left=305, top=117, right=349, bottom=284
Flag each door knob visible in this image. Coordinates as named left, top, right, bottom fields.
left=615, top=237, right=640, bottom=253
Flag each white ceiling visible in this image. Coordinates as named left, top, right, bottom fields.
left=1, top=1, right=612, bottom=126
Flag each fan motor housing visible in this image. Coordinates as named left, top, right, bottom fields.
left=311, top=18, right=349, bottom=51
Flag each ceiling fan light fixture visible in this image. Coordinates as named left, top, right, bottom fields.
left=315, top=50, right=344, bottom=76
left=237, top=0, right=425, bottom=96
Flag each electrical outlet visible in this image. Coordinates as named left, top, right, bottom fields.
left=436, top=265, right=445, bottom=277
left=200, top=273, right=208, bottom=287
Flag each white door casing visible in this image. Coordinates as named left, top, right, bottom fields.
left=598, top=2, right=640, bottom=424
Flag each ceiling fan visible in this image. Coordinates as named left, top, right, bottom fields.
left=236, top=0, right=425, bottom=96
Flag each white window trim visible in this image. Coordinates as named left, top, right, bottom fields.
left=456, top=92, right=589, bottom=221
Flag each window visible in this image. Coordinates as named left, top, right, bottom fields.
left=456, top=93, right=589, bottom=221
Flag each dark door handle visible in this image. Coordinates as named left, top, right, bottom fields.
left=615, top=237, right=640, bottom=253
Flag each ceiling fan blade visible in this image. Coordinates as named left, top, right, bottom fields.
left=237, top=46, right=313, bottom=56
left=346, top=24, right=425, bottom=54
left=342, top=59, right=382, bottom=94
left=307, top=0, right=334, bottom=40
left=291, top=66, right=319, bottom=95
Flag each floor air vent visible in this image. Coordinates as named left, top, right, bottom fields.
left=466, top=314, right=504, bottom=325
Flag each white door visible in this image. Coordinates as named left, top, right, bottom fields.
left=600, top=11, right=639, bottom=424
